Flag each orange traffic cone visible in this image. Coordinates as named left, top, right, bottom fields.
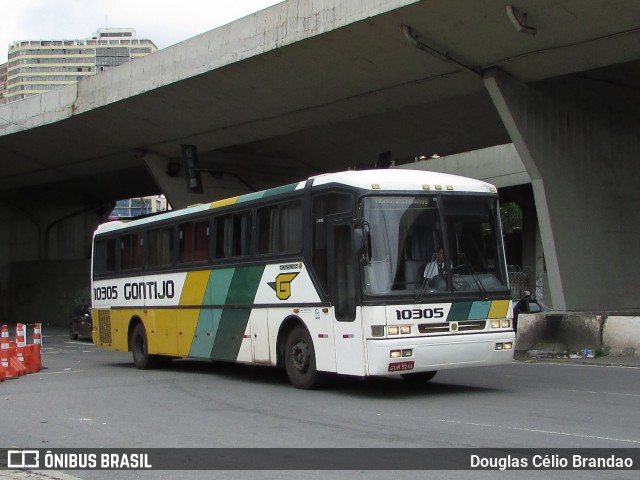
left=0, top=326, right=6, bottom=382
left=2, top=324, right=22, bottom=379
left=24, top=323, right=42, bottom=373
left=10, top=324, right=28, bottom=377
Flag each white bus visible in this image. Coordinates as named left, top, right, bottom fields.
left=91, top=169, right=515, bottom=388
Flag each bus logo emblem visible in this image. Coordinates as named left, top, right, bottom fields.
left=269, top=273, right=299, bottom=300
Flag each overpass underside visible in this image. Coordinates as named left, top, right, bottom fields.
left=1, top=0, right=639, bottom=324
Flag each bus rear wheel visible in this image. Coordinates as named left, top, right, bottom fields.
left=284, top=326, right=321, bottom=389
left=131, top=323, right=161, bottom=369
left=401, top=371, right=437, bottom=383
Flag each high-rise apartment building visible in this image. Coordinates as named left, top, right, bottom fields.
left=6, top=28, right=157, bottom=102
left=0, top=62, right=7, bottom=104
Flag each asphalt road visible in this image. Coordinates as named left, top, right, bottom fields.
left=1, top=328, right=639, bottom=480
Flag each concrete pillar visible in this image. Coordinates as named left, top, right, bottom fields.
left=484, top=68, right=640, bottom=312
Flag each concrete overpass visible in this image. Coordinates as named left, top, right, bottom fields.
left=1, top=0, right=639, bottom=324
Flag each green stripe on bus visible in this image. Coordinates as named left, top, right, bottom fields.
left=236, top=183, right=298, bottom=204
left=226, top=265, right=265, bottom=304
left=208, top=268, right=236, bottom=305
left=447, top=302, right=472, bottom=321
left=447, top=300, right=502, bottom=321
left=189, top=309, right=224, bottom=359
left=189, top=268, right=236, bottom=358
left=468, top=301, right=492, bottom=320
left=211, top=265, right=265, bottom=361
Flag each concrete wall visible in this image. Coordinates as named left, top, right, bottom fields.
left=8, top=260, right=91, bottom=327
left=516, top=313, right=640, bottom=358
left=603, top=317, right=640, bottom=357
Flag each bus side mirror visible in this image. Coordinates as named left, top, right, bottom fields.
left=354, top=221, right=371, bottom=266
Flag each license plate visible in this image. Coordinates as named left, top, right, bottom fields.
left=388, top=361, right=415, bottom=372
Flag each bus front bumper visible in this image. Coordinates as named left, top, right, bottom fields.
left=366, top=332, right=515, bottom=376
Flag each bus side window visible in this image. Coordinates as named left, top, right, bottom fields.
left=258, top=202, right=302, bottom=255
left=193, top=221, right=209, bottom=261
left=232, top=212, right=251, bottom=257
left=178, top=222, right=194, bottom=262
left=121, top=233, right=143, bottom=270
left=258, top=205, right=278, bottom=254
left=94, top=238, right=116, bottom=275
left=179, top=221, right=209, bottom=263
left=147, top=227, right=174, bottom=267
left=214, top=215, right=231, bottom=259
left=279, top=202, right=301, bottom=253
left=214, top=212, right=251, bottom=259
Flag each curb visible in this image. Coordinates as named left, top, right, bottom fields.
left=514, top=356, right=640, bottom=368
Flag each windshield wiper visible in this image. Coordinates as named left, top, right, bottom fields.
left=457, top=253, right=488, bottom=299
left=415, top=252, right=437, bottom=303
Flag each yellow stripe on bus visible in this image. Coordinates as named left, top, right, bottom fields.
left=487, top=299, right=510, bottom=318
left=174, top=270, right=212, bottom=355
left=210, top=197, right=239, bottom=209
left=180, top=270, right=210, bottom=306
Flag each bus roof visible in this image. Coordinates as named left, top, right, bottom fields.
left=310, top=169, right=496, bottom=191
left=95, top=169, right=496, bottom=235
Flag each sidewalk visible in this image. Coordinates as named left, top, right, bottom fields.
left=515, top=354, right=640, bottom=368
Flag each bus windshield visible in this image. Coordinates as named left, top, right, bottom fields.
left=361, top=195, right=508, bottom=298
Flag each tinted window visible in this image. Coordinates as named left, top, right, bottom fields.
left=148, top=227, right=174, bottom=267
left=94, top=238, right=116, bottom=275
left=179, top=221, right=209, bottom=263
left=120, top=233, right=143, bottom=270
left=214, top=212, right=252, bottom=259
left=257, top=202, right=302, bottom=255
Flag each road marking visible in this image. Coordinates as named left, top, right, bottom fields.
left=567, top=389, right=640, bottom=398
left=438, top=419, right=640, bottom=445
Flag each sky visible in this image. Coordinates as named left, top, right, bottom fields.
left=1, top=0, right=283, bottom=59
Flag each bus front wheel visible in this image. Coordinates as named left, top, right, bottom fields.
left=284, top=326, right=321, bottom=389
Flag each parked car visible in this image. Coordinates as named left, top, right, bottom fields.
left=513, top=291, right=550, bottom=331
left=70, top=304, right=92, bottom=340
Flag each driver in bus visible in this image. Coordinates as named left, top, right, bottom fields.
left=423, top=247, right=450, bottom=287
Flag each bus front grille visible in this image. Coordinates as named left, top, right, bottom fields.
left=418, top=320, right=487, bottom=334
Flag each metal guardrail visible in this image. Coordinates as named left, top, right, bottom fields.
left=508, top=266, right=530, bottom=300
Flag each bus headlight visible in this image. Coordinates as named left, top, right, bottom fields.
left=387, top=326, right=399, bottom=335
left=390, top=349, right=413, bottom=358
left=491, top=320, right=511, bottom=329
left=400, top=325, right=412, bottom=335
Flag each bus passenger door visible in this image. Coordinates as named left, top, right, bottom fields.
left=329, top=220, right=366, bottom=376
left=250, top=309, right=270, bottom=364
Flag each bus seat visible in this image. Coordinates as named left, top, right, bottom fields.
left=405, top=260, right=425, bottom=286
